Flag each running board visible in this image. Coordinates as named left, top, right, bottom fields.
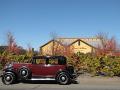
left=30, top=78, right=55, bottom=81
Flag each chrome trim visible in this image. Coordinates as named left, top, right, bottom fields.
left=30, top=78, right=55, bottom=80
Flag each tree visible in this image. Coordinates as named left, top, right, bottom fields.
left=26, top=44, right=34, bottom=57
left=0, top=46, right=8, bottom=54
left=6, top=32, right=20, bottom=55
left=96, top=32, right=119, bottom=56
left=53, top=40, right=74, bottom=57
left=49, top=32, right=74, bottom=57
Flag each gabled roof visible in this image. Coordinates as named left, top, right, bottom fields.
left=55, top=38, right=77, bottom=45
left=40, top=38, right=102, bottom=49
left=68, top=39, right=97, bottom=49
left=40, top=39, right=66, bottom=48
left=55, top=38, right=102, bottom=48
left=83, top=40, right=102, bottom=48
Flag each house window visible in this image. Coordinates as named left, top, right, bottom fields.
left=78, top=41, right=80, bottom=46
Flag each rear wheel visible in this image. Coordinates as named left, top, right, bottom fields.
left=2, top=72, right=16, bottom=85
left=56, top=72, right=70, bottom=85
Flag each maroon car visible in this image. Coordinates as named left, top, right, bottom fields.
left=1, top=56, right=77, bottom=85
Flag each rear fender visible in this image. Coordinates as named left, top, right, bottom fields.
left=55, top=70, right=71, bottom=79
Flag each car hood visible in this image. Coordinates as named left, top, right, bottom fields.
left=13, top=63, right=31, bottom=69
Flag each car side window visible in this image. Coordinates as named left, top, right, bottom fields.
left=58, top=57, right=66, bottom=65
left=36, top=59, right=46, bottom=64
left=49, top=59, right=58, bottom=65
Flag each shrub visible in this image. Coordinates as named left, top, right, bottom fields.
left=68, top=52, right=120, bottom=77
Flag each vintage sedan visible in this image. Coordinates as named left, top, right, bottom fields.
left=1, top=56, right=77, bottom=85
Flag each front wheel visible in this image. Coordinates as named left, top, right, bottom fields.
left=2, top=72, right=16, bottom=85
left=56, top=72, right=70, bottom=85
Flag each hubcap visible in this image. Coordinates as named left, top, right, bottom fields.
left=58, top=74, right=69, bottom=84
left=6, top=76, right=11, bottom=81
left=60, top=75, right=67, bottom=82
left=61, top=76, right=66, bottom=81
left=3, top=74, right=14, bottom=85
left=21, top=70, right=26, bottom=75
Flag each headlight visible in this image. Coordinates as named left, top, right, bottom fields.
left=4, top=64, right=13, bottom=69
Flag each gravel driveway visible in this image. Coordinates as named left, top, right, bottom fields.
left=0, top=74, right=120, bottom=90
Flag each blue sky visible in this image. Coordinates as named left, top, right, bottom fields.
left=0, top=0, right=120, bottom=50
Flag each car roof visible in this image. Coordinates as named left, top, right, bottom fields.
left=32, top=56, right=66, bottom=59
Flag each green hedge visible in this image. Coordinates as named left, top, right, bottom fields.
left=0, top=51, right=31, bottom=69
left=68, top=52, right=120, bottom=77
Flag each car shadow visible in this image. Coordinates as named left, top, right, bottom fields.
left=22, top=80, right=57, bottom=84
left=20, top=80, right=79, bottom=84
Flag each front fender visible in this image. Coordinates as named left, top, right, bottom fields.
left=2, top=68, right=17, bottom=78
left=3, top=67, right=14, bottom=72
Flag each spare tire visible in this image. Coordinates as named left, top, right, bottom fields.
left=18, top=66, right=31, bottom=80
left=67, top=66, right=74, bottom=74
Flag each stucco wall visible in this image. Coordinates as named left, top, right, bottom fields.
left=70, top=41, right=93, bottom=54
left=40, top=39, right=95, bottom=55
left=41, top=41, right=53, bottom=55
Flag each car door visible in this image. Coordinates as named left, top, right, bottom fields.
left=39, top=58, right=65, bottom=77
left=31, top=58, right=46, bottom=77
left=41, top=64, right=64, bottom=76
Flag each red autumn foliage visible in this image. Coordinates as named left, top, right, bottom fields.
left=52, top=40, right=74, bottom=57
left=96, top=33, right=120, bottom=56
left=7, top=32, right=20, bottom=55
